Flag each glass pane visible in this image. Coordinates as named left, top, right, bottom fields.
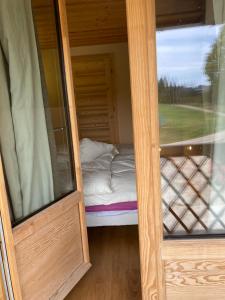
left=156, top=0, right=225, bottom=237
left=0, top=0, right=76, bottom=225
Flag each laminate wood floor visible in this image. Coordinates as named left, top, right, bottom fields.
left=66, top=226, right=142, bottom=300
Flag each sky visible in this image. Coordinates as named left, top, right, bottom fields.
left=156, top=24, right=223, bottom=87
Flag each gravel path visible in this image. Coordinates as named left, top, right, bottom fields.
left=162, top=130, right=225, bottom=146
left=174, top=104, right=225, bottom=117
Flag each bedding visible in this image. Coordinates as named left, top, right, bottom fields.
left=82, top=152, right=116, bottom=196
left=80, top=138, right=118, bottom=163
left=83, top=145, right=136, bottom=207
left=82, top=152, right=115, bottom=171
left=83, top=144, right=137, bottom=227
left=83, top=169, right=112, bottom=195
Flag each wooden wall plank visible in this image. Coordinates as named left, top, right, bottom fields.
left=67, top=0, right=127, bottom=47
left=72, top=54, right=118, bottom=143
left=165, top=259, right=225, bottom=300
left=167, top=286, right=225, bottom=300
left=163, top=239, right=225, bottom=260
left=156, top=0, right=205, bottom=27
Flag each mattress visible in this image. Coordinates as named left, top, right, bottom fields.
left=86, top=210, right=138, bottom=227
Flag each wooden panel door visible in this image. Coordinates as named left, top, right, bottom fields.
left=126, top=0, right=225, bottom=299
left=0, top=1, right=90, bottom=299
left=71, top=54, right=118, bottom=143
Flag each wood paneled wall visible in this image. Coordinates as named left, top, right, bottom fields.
left=72, top=54, right=118, bottom=143
left=32, top=0, right=206, bottom=49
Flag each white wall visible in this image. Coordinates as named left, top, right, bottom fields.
left=71, top=43, right=133, bottom=144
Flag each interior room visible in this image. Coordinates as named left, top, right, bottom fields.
left=64, top=1, right=139, bottom=298
left=2, top=0, right=225, bottom=299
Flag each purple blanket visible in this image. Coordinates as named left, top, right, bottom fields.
left=86, top=201, right=137, bottom=212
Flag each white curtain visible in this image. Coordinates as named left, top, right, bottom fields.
left=212, top=0, right=225, bottom=169
left=207, top=0, right=225, bottom=226
left=0, top=46, right=23, bottom=218
left=214, top=0, right=225, bottom=22
left=0, top=0, right=54, bottom=219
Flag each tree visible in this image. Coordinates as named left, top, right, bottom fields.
left=204, top=25, right=225, bottom=106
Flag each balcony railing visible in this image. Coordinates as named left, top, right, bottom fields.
left=161, top=143, right=225, bottom=237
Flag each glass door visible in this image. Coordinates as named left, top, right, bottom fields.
left=0, top=1, right=90, bottom=299
left=126, top=0, right=225, bottom=299
left=2, top=0, right=76, bottom=227
left=157, top=0, right=225, bottom=238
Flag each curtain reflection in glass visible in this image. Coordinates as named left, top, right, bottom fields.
left=0, top=0, right=75, bottom=224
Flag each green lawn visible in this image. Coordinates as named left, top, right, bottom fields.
left=159, top=104, right=225, bottom=144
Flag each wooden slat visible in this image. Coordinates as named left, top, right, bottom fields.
left=66, top=0, right=127, bottom=47
left=167, top=286, right=225, bottom=300
left=156, top=0, right=204, bottom=15
left=72, top=54, right=118, bottom=143
left=162, top=239, right=225, bottom=260
left=165, top=259, right=225, bottom=300
left=126, top=0, right=165, bottom=299
left=156, top=0, right=205, bottom=27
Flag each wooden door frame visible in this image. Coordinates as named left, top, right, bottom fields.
left=0, top=0, right=90, bottom=299
left=126, top=0, right=225, bottom=299
left=58, top=0, right=89, bottom=266
left=126, top=0, right=165, bottom=298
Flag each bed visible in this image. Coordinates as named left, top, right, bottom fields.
left=82, top=143, right=138, bottom=227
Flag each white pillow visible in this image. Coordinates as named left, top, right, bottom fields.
left=83, top=169, right=112, bottom=195
left=82, top=153, right=114, bottom=171
left=80, top=138, right=118, bottom=163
